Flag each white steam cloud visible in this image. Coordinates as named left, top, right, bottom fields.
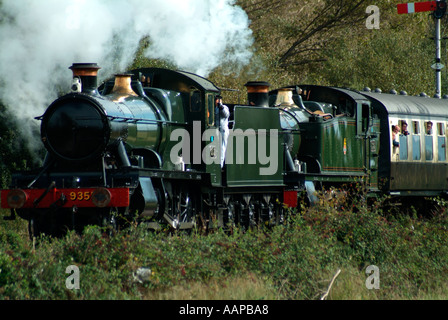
left=0, top=0, right=253, bottom=154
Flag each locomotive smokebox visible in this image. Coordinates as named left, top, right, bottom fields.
left=69, top=63, right=101, bottom=95
left=244, top=81, right=270, bottom=107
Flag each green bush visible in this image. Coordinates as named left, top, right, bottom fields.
left=1, top=190, right=448, bottom=300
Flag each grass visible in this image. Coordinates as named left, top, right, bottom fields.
left=144, top=274, right=278, bottom=300
left=1, top=192, right=448, bottom=300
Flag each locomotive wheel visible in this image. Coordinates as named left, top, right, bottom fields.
left=222, top=195, right=284, bottom=230
left=164, top=187, right=196, bottom=231
left=176, top=191, right=195, bottom=228
left=259, top=199, right=274, bottom=226
left=224, top=198, right=235, bottom=229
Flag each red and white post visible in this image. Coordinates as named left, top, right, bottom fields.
left=397, top=0, right=446, bottom=98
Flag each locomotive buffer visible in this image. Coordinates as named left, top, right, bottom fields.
left=397, top=0, right=447, bottom=98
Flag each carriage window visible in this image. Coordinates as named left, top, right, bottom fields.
left=438, top=123, right=446, bottom=161
left=398, top=120, right=409, bottom=160
left=425, top=121, right=434, bottom=160
left=425, top=121, right=434, bottom=135
left=400, top=120, right=410, bottom=136
left=425, top=135, right=433, bottom=161
left=399, top=135, right=408, bottom=160
left=438, top=136, right=446, bottom=161
left=412, top=121, right=420, bottom=134
left=437, top=123, right=445, bottom=135
left=412, top=121, right=421, bottom=160
left=412, top=135, right=421, bottom=160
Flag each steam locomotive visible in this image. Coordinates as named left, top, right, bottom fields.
left=2, top=63, right=448, bottom=237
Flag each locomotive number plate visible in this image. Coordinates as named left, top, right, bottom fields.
left=1, top=187, right=130, bottom=209
left=70, top=191, right=92, bottom=201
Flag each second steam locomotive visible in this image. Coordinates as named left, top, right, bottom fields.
left=2, top=63, right=448, bottom=237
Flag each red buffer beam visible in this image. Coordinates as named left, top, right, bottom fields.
left=397, top=1, right=437, bottom=14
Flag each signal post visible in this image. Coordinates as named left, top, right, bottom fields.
left=397, top=0, right=447, bottom=97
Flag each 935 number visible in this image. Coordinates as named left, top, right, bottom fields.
left=70, top=191, right=91, bottom=201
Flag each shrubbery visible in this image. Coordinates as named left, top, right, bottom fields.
left=1, top=191, right=448, bottom=300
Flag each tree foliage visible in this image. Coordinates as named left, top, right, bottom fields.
left=235, top=0, right=448, bottom=95
left=243, top=0, right=369, bottom=68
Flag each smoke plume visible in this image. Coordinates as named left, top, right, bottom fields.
left=0, top=0, right=253, bottom=154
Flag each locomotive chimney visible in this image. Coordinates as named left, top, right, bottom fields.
left=244, top=81, right=270, bottom=107
left=69, top=63, right=101, bottom=95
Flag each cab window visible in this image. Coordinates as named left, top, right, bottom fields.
left=190, top=90, right=201, bottom=112
left=207, top=94, right=214, bottom=126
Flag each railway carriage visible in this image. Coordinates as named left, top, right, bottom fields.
left=362, top=90, right=448, bottom=197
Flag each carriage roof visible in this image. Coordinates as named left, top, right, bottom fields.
left=361, top=91, right=448, bottom=119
